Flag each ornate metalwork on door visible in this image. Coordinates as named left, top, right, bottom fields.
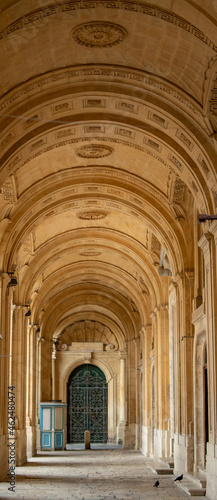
left=67, top=364, right=108, bottom=443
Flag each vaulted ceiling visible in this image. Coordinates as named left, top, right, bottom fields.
left=0, top=0, right=216, bottom=342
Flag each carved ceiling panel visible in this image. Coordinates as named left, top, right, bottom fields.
left=58, top=321, right=119, bottom=351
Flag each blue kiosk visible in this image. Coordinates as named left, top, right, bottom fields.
left=40, top=401, right=67, bottom=450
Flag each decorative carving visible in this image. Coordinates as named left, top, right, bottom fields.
left=76, top=144, right=113, bottom=158
left=23, top=114, right=40, bottom=129
left=176, top=129, right=193, bottom=151
left=115, top=127, right=135, bottom=138
left=52, top=103, right=69, bottom=113
left=83, top=99, right=106, bottom=108
left=84, top=125, right=105, bottom=133
left=151, top=234, right=161, bottom=253
left=173, top=178, right=186, bottom=203
left=56, top=129, right=74, bottom=138
left=30, top=138, right=47, bottom=151
left=72, top=22, right=127, bottom=48
left=83, top=352, right=92, bottom=363
left=0, top=178, right=14, bottom=203
left=0, top=132, right=15, bottom=152
left=0, top=66, right=202, bottom=120
left=148, top=111, right=167, bottom=128
left=198, top=155, right=210, bottom=177
left=105, top=343, right=116, bottom=351
left=77, top=210, right=108, bottom=220
left=117, top=101, right=138, bottom=114
left=144, top=137, right=161, bottom=151
left=168, top=153, right=183, bottom=172
left=79, top=251, right=102, bottom=256
left=58, top=320, right=119, bottom=350
left=138, top=276, right=149, bottom=295
left=61, top=343, right=67, bottom=350
left=1, top=2, right=216, bottom=57
left=158, top=246, right=172, bottom=276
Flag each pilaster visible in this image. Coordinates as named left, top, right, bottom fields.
left=11, top=305, right=27, bottom=466
left=199, top=225, right=217, bottom=500
left=172, top=271, right=194, bottom=473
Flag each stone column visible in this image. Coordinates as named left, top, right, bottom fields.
left=199, top=224, right=217, bottom=500
left=118, top=350, right=127, bottom=445
left=11, top=304, right=27, bottom=466
left=140, top=324, right=152, bottom=456
left=173, top=272, right=194, bottom=474
left=155, top=303, right=170, bottom=458
left=168, top=282, right=177, bottom=457
left=150, top=302, right=170, bottom=459
left=26, top=324, right=37, bottom=459
left=119, top=351, right=126, bottom=423
left=0, top=273, right=11, bottom=480
left=52, top=343, right=56, bottom=401
left=36, top=336, right=44, bottom=451
left=150, top=310, right=156, bottom=458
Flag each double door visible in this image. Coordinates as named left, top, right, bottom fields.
left=67, top=364, right=108, bottom=443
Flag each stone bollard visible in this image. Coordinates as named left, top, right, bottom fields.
left=84, top=430, right=90, bottom=449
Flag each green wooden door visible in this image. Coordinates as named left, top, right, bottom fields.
left=67, top=364, right=108, bottom=443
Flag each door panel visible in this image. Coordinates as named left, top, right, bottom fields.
left=67, top=364, right=108, bottom=443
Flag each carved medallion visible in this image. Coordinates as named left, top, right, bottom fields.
left=76, top=144, right=113, bottom=158
left=72, top=22, right=127, bottom=48
left=77, top=211, right=108, bottom=220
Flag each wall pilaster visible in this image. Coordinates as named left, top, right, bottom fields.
left=0, top=273, right=11, bottom=480
left=199, top=224, right=217, bottom=500
left=173, top=272, right=194, bottom=473
left=11, top=305, right=27, bottom=466
left=140, top=324, right=152, bottom=457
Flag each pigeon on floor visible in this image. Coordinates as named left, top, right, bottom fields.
left=174, top=473, right=183, bottom=481
left=153, top=480, right=159, bottom=487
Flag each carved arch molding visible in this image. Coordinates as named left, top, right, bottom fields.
left=58, top=320, right=119, bottom=351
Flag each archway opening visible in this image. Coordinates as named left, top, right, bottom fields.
left=67, top=364, right=108, bottom=444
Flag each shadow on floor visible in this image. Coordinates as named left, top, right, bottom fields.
left=66, top=443, right=123, bottom=450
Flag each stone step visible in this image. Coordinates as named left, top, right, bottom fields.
left=155, top=467, right=173, bottom=475
left=175, top=477, right=206, bottom=496
left=160, top=457, right=174, bottom=469
left=185, top=471, right=206, bottom=489
left=146, top=460, right=173, bottom=475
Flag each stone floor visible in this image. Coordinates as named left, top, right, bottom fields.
left=0, top=450, right=209, bottom=500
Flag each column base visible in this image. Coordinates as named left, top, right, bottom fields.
left=154, top=428, right=171, bottom=458
left=206, top=442, right=217, bottom=500
left=141, top=425, right=152, bottom=456
left=174, top=433, right=194, bottom=474
left=16, top=429, right=27, bottom=466
left=117, top=421, right=127, bottom=445
left=26, top=423, right=37, bottom=459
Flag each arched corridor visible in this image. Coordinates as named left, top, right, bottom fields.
left=0, top=1, right=217, bottom=499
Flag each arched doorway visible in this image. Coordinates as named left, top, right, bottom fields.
left=67, top=364, right=108, bottom=443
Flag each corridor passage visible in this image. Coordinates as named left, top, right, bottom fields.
left=0, top=450, right=208, bottom=500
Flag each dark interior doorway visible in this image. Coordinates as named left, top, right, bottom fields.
left=204, top=365, right=209, bottom=460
